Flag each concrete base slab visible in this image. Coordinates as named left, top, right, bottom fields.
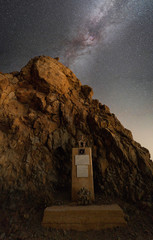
left=42, top=204, right=127, bottom=231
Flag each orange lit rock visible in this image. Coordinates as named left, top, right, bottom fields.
left=0, top=56, right=152, bottom=206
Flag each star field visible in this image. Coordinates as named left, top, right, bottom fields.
left=0, top=0, right=153, bottom=158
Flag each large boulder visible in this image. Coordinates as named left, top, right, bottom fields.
left=0, top=56, right=152, bottom=206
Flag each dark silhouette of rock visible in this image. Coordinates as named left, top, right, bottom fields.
left=0, top=56, right=152, bottom=206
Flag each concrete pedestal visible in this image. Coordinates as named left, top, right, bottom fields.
left=42, top=204, right=127, bottom=231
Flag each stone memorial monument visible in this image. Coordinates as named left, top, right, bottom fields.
left=42, top=136, right=126, bottom=230
left=71, top=137, right=95, bottom=202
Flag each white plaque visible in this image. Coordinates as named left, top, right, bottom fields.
left=77, top=165, right=88, bottom=178
left=75, top=155, right=89, bottom=165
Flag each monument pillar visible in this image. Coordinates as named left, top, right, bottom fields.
left=71, top=137, right=95, bottom=201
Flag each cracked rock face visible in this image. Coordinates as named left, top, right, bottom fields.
left=0, top=56, right=153, bottom=205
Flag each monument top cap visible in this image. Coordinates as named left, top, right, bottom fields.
left=78, top=136, right=86, bottom=148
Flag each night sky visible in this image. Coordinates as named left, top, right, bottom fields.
left=0, top=0, right=153, bottom=158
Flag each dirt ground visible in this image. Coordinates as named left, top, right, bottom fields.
left=0, top=193, right=153, bottom=240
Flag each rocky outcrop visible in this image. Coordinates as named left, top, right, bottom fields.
left=0, top=56, right=153, bottom=206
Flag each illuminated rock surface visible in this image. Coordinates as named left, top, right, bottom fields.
left=0, top=56, right=153, bottom=206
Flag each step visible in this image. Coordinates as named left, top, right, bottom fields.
left=42, top=204, right=127, bottom=231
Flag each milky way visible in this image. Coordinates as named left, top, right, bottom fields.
left=62, top=0, right=148, bottom=66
